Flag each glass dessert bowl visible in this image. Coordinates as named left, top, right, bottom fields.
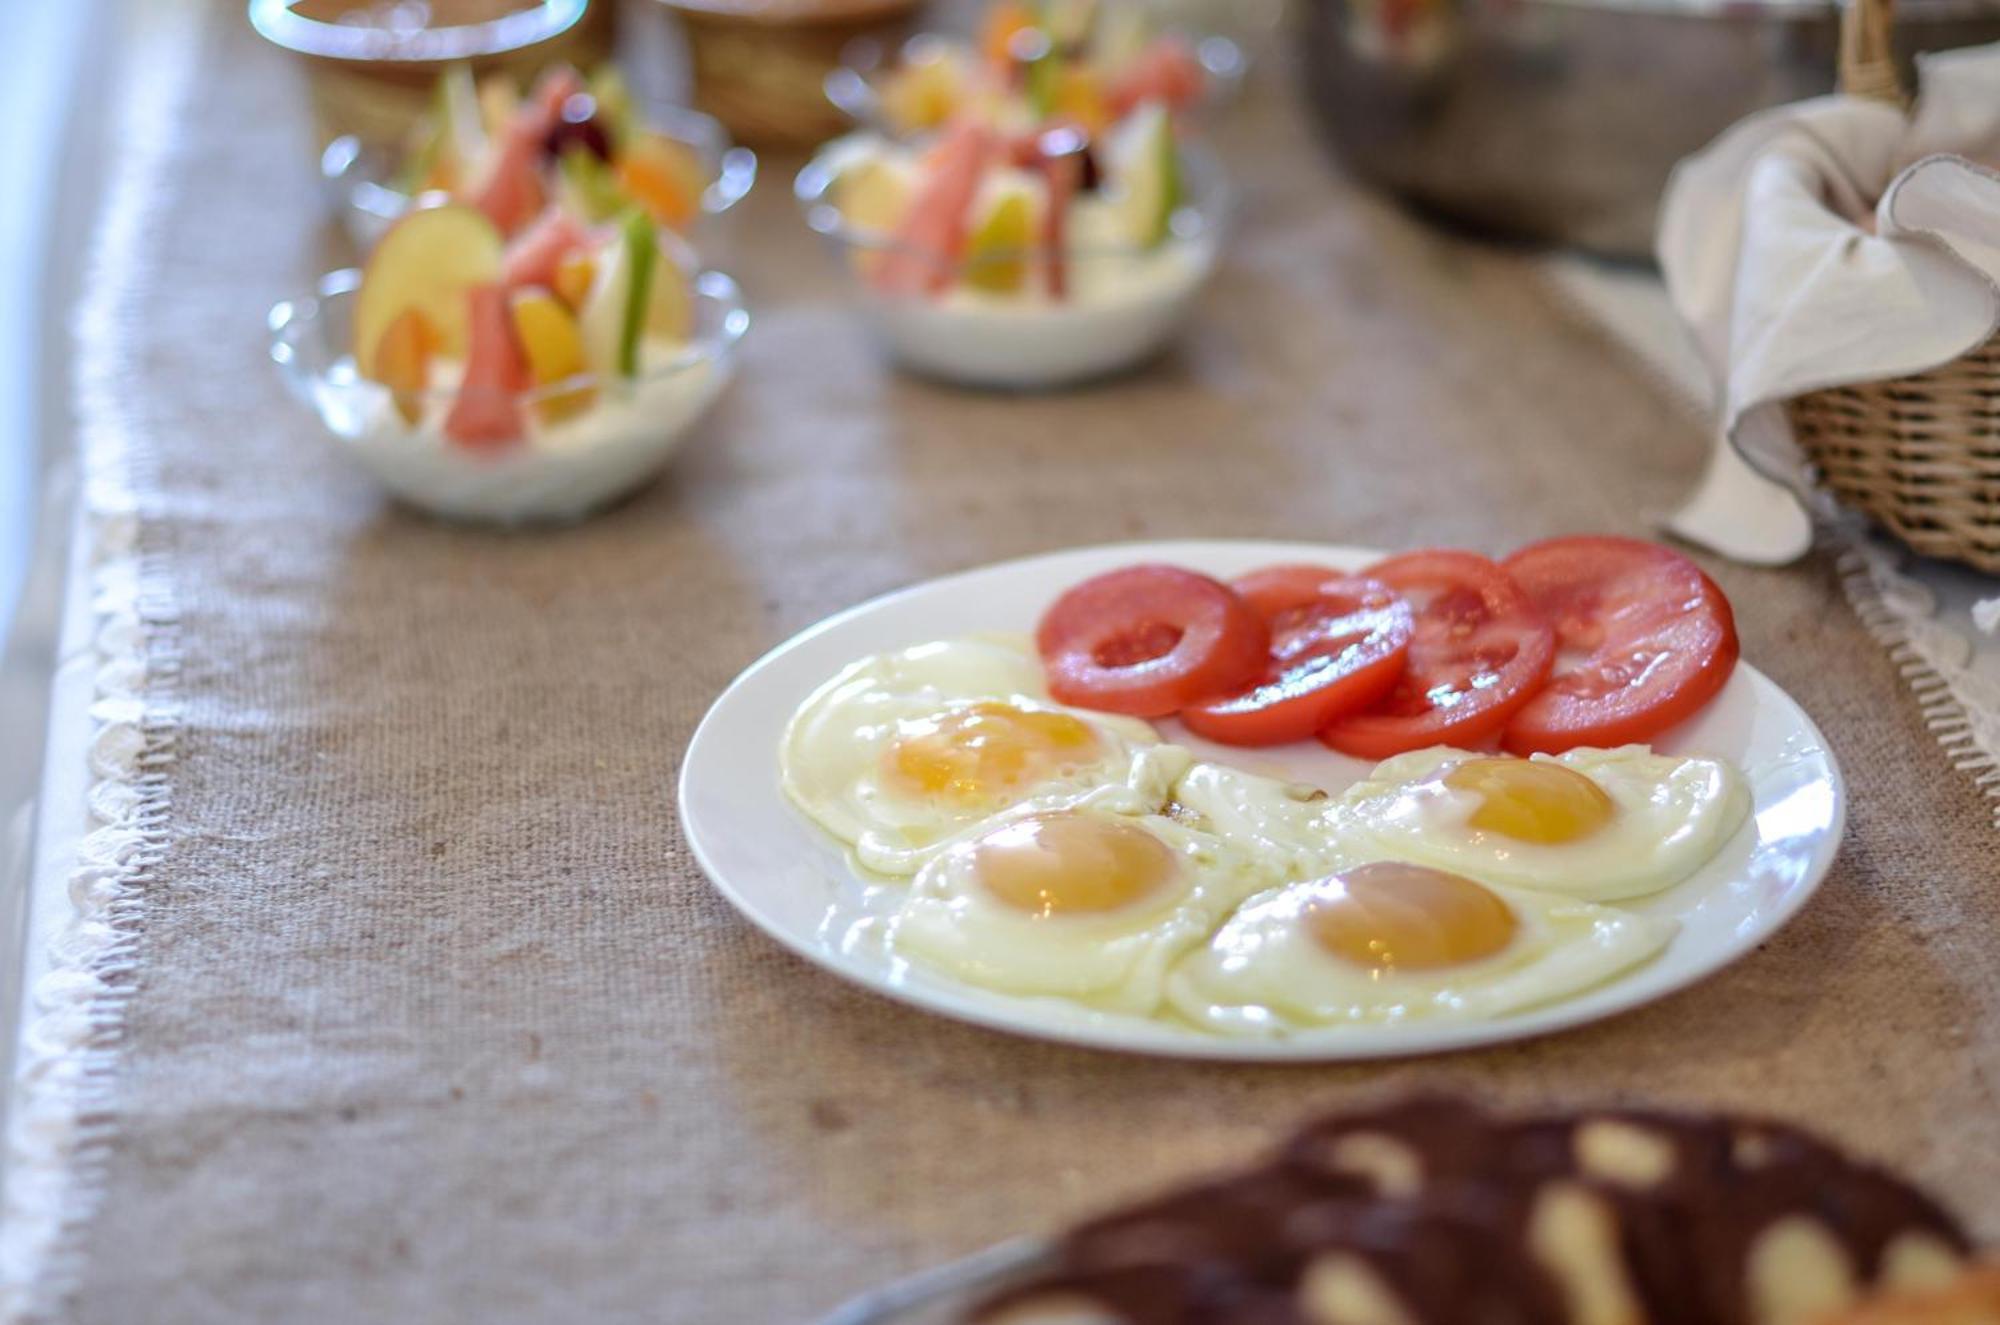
left=823, top=2, right=1247, bottom=142
left=269, top=205, right=748, bottom=524
left=319, top=62, right=758, bottom=257
left=796, top=106, right=1231, bottom=389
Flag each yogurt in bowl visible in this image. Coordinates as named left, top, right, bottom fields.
left=270, top=207, right=747, bottom=524
left=797, top=105, right=1230, bottom=389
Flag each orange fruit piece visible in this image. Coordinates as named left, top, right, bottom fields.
left=980, top=1, right=1038, bottom=67
left=615, top=134, right=705, bottom=231
left=553, top=250, right=597, bottom=311
left=509, top=288, right=596, bottom=424
left=370, top=306, right=436, bottom=425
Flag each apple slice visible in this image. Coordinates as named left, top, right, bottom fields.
left=646, top=246, right=694, bottom=343
left=444, top=283, right=528, bottom=448
left=578, top=211, right=658, bottom=379
left=353, top=203, right=505, bottom=369
left=1106, top=100, right=1179, bottom=249
left=836, top=153, right=915, bottom=236
left=510, top=288, right=595, bottom=423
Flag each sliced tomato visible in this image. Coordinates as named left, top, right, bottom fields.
left=1037, top=564, right=1269, bottom=718
left=1319, top=550, right=1554, bottom=759
left=1499, top=536, right=1739, bottom=755
left=1181, top=571, right=1413, bottom=746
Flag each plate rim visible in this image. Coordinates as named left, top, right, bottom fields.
left=678, top=538, right=1846, bottom=1062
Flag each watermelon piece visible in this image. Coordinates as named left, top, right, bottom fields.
left=1105, top=37, right=1206, bottom=118
left=502, top=208, right=594, bottom=290
left=444, top=283, right=529, bottom=448
left=529, top=65, right=586, bottom=121
left=872, top=120, right=995, bottom=297
left=469, top=118, right=549, bottom=236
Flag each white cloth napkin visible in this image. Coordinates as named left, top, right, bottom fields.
left=1656, top=44, right=2000, bottom=564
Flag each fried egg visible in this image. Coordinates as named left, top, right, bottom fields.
left=1168, top=762, right=1360, bottom=882
left=1334, top=746, right=1750, bottom=902
left=782, top=636, right=1189, bottom=876
left=889, top=808, right=1276, bottom=1014
left=1166, top=861, right=1677, bottom=1034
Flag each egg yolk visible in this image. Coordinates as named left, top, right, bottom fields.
left=969, top=813, right=1177, bottom=918
left=886, top=702, right=1101, bottom=808
left=1305, top=862, right=1518, bottom=972
left=1443, top=758, right=1616, bottom=845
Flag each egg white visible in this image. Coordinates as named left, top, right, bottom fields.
left=1165, top=873, right=1678, bottom=1035
left=889, top=809, right=1280, bottom=1015
left=780, top=635, right=1187, bottom=877
left=1333, top=745, right=1750, bottom=902
left=1168, top=762, right=1361, bottom=883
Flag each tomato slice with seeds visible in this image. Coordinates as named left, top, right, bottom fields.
left=1037, top=565, right=1270, bottom=718
left=1499, top=536, right=1739, bottom=756
left=1318, top=550, right=1555, bottom=760
left=1181, top=569, right=1414, bottom=747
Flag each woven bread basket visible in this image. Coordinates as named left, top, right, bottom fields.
left=1784, top=0, right=2000, bottom=573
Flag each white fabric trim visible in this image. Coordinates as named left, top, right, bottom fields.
left=0, top=2, right=204, bottom=1319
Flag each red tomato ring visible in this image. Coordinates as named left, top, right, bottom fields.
left=1500, top=535, right=1741, bottom=755
left=1181, top=572, right=1414, bottom=747
left=1037, top=564, right=1270, bottom=718
left=1319, top=550, right=1555, bottom=760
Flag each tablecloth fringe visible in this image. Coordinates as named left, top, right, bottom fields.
left=1838, top=538, right=2000, bottom=830
left=0, top=2, right=204, bottom=1320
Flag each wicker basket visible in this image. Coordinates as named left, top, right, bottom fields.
left=1784, top=0, right=2000, bottom=574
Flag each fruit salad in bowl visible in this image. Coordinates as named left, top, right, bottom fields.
left=826, top=0, right=1244, bottom=140
left=269, top=203, right=747, bottom=524
left=796, top=102, right=1229, bottom=388
left=321, top=64, right=758, bottom=257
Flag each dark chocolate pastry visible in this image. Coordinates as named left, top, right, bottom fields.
left=965, top=1097, right=1973, bottom=1325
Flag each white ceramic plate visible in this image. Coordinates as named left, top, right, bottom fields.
left=679, top=541, right=1844, bottom=1061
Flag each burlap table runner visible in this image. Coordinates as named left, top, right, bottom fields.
left=33, top=2, right=2000, bottom=1320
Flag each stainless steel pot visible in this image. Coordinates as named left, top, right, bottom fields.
left=1296, top=0, right=2000, bottom=259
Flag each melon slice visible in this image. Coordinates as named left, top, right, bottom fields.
left=369, top=307, right=435, bottom=425
left=502, top=208, right=594, bottom=291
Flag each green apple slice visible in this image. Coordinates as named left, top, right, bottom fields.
left=964, top=179, right=1037, bottom=294
left=1107, top=101, right=1179, bottom=249
left=579, top=211, right=659, bottom=379
left=353, top=203, right=504, bottom=368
